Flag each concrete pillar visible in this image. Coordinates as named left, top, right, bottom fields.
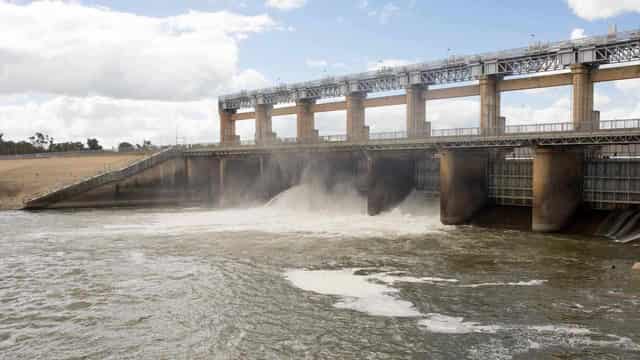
left=219, top=108, right=238, bottom=145
left=296, top=99, right=318, bottom=142
left=480, top=75, right=501, bottom=134
left=571, top=64, right=594, bottom=131
left=255, top=104, right=275, bottom=144
left=406, top=85, right=430, bottom=137
left=532, top=147, right=584, bottom=232
left=346, top=92, right=369, bottom=141
left=440, top=150, right=489, bottom=225
left=367, top=155, right=415, bottom=215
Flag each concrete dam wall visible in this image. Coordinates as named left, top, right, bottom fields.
left=21, top=147, right=640, bottom=237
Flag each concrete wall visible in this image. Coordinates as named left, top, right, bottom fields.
left=49, top=157, right=189, bottom=208
left=440, top=150, right=489, bottom=225
left=219, top=157, right=262, bottom=206
left=185, top=157, right=221, bottom=203
left=532, top=148, right=584, bottom=232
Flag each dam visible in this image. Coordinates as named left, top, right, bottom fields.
left=22, top=28, right=640, bottom=233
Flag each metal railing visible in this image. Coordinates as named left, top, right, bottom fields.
left=600, top=119, right=640, bottom=130
left=432, top=128, right=481, bottom=137
left=185, top=119, right=640, bottom=150
left=505, top=122, right=574, bottom=133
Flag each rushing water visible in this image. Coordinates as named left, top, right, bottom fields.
left=1, top=185, right=639, bottom=359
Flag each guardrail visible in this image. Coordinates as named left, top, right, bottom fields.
left=184, top=119, right=640, bottom=150
left=600, top=119, right=640, bottom=130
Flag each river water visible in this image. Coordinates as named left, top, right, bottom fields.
left=1, top=185, right=639, bottom=359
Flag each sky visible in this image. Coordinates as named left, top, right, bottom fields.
left=2, top=0, right=640, bottom=148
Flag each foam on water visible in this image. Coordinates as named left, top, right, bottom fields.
left=458, top=280, right=548, bottom=288
left=285, top=267, right=640, bottom=353
left=418, top=314, right=501, bottom=334
left=285, top=269, right=423, bottom=317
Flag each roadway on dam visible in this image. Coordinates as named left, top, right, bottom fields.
left=1, top=187, right=639, bottom=359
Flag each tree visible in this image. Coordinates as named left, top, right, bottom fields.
left=137, top=140, right=154, bottom=150
left=118, top=142, right=135, bottom=152
left=87, top=138, right=102, bottom=150
left=28, top=132, right=52, bottom=150
left=49, top=142, right=84, bottom=152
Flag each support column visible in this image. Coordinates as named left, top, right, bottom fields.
left=219, top=108, right=238, bottom=145
left=571, top=64, right=595, bottom=131
left=346, top=92, right=369, bottom=141
left=255, top=104, right=275, bottom=144
left=440, top=150, right=489, bottom=225
left=296, top=99, right=318, bottom=142
left=406, top=85, right=430, bottom=137
left=532, top=147, right=584, bottom=232
left=479, top=75, right=501, bottom=134
left=367, top=155, right=415, bottom=215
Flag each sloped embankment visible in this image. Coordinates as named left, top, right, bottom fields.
left=0, top=153, right=145, bottom=210
left=22, top=148, right=179, bottom=210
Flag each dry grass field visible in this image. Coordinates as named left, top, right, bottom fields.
left=0, top=154, right=145, bottom=209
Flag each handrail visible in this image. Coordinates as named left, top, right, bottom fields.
left=185, top=119, right=640, bottom=150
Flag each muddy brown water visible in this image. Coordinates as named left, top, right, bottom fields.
left=0, top=187, right=639, bottom=359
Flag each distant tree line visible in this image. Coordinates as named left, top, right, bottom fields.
left=0, top=132, right=157, bottom=155
left=117, top=140, right=155, bottom=152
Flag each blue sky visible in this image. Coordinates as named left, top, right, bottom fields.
left=1, top=0, right=640, bottom=147
left=73, top=0, right=640, bottom=83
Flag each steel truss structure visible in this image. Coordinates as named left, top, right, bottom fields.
left=220, top=29, right=640, bottom=110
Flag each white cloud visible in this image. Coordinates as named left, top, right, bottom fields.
left=614, top=78, right=640, bottom=93
left=566, top=0, right=640, bottom=20
left=502, top=97, right=572, bottom=125
left=0, top=1, right=278, bottom=147
left=428, top=98, right=481, bottom=129
left=266, top=0, right=307, bottom=11
left=367, top=59, right=414, bottom=71
left=571, top=28, right=587, bottom=40
left=0, top=1, right=275, bottom=101
left=0, top=94, right=219, bottom=148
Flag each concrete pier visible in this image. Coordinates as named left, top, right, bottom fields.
left=367, top=155, right=415, bottom=215
left=532, top=147, right=584, bottom=232
left=296, top=99, right=318, bottom=142
left=346, top=92, right=369, bottom=141
left=219, top=108, right=239, bottom=145
left=406, top=85, right=429, bottom=137
left=440, top=150, right=489, bottom=225
left=480, top=75, right=501, bottom=133
left=255, top=104, right=275, bottom=144
left=571, top=64, right=594, bottom=131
